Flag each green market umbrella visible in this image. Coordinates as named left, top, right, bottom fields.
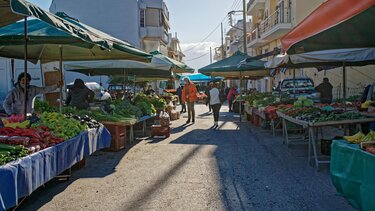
left=150, top=50, right=194, bottom=74
left=199, top=51, right=267, bottom=122
left=64, top=60, right=173, bottom=79
left=199, top=51, right=267, bottom=79
left=0, top=17, right=151, bottom=63
left=0, top=0, right=23, bottom=27
left=0, top=9, right=151, bottom=114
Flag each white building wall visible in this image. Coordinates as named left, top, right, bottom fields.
left=50, top=0, right=140, bottom=47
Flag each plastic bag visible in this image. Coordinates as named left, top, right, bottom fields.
left=159, top=111, right=170, bottom=127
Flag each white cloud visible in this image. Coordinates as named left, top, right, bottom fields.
left=180, top=41, right=220, bottom=71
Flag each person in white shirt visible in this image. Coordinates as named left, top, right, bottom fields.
left=209, top=82, right=223, bottom=128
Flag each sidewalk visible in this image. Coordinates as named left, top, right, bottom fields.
left=18, top=104, right=354, bottom=211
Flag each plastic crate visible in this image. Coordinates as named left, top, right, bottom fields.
left=102, top=122, right=126, bottom=151
left=151, top=125, right=170, bottom=138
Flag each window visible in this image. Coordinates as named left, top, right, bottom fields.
left=146, top=8, right=161, bottom=27
left=140, top=9, right=145, bottom=27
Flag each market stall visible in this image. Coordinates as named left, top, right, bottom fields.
left=331, top=139, right=375, bottom=211
left=0, top=120, right=110, bottom=211
left=275, top=106, right=375, bottom=169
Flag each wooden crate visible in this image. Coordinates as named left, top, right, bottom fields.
left=151, top=125, right=170, bottom=138
left=102, top=122, right=127, bottom=151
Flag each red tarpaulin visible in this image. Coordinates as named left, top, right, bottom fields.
left=281, top=0, right=375, bottom=54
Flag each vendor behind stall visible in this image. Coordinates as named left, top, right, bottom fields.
left=315, top=77, right=333, bottom=104
left=3, top=73, right=60, bottom=115
left=143, top=85, right=155, bottom=95
left=65, top=79, right=95, bottom=109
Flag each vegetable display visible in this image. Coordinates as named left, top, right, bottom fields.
left=0, top=144, right=28, bottom=165
left=344, top=131, right=375, bottom=144
left=33, top=112, right=87, bottom=140
left=293, top=96, right=314, bottom=108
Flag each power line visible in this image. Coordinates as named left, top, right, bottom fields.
left=230, top=0, right=241, bottom=11
left=233, top=0, right=242, bottom=10
left=181, top=0, right=238, bottom=55
left=185, top=52, right=210, bottom=62
left=183, top=15, right=228, bottom=53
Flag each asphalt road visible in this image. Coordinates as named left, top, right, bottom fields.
left=17, top=103, right=354, bottom=211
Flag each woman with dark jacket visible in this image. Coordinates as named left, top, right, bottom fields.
left=65, top=79, right=95, bottom=109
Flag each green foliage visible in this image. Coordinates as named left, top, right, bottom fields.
left=34, top=112, right=87, bottom=140
left=34, top=99, right=57, bottom=113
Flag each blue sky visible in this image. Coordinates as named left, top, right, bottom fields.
left=28, top=0, right=244, bottom=70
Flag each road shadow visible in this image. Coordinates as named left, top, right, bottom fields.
left=16, top=133, right=144, bottom=211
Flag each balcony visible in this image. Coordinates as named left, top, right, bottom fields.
left=140, top=26, right=169, bottom=44
left=247, top=0, right=265, bottom=15
left=246, top=27, right=267, bottom=48
left=258, top=7, right=292, bottom=41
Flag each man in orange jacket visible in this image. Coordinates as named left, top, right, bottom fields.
left=182, top=77, right=198, bottom=124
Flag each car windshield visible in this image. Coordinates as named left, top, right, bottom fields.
left=281, top=79, right=314, bottom=89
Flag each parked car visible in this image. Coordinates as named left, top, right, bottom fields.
left=273, top=77, right=320, bottom=102
left=67, top=82, right=111, bottom=101
left=107, top=84, right=131, bottom=100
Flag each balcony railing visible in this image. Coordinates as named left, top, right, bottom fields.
left=247, top=27, right=259, bottom=44
left=259, top=7, right=291, bottom=35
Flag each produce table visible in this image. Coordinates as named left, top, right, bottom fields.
left=0, top=126, right=111, bottom=211
left=331, top=139, right=375, bottom=210
left=361, top=112, right=375, bottom=118
left=276, top=111, right=375, bottom=169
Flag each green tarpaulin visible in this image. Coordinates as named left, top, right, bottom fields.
left=199, top=51, right=268, bottom=79
left=330, top=139, right=375, bottom=211
left=150, top=50, right=194, bottom=74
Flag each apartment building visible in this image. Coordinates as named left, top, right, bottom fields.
left=50, top=0, right=181, bottom=57
left=246, top=0, right=375, bottom=95
left=245, top=0, right=323, bottom=92
left=225, top=19, right=252, bottom=57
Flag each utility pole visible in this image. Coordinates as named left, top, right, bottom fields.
left=210, top=47, right=212, bottom=64
left=221, top=22, right=225, bottom=60
left=242, top=0, right=247, bottom=54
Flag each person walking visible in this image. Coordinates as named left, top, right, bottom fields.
left=182, top=77, right=198, bottom=124
left=176, top=85, right=186, bottom=113
left=65, top=79, right=95, bottom=109
left=3, top=73, right=61, bottom=115
left=315, top=77, right=333, bottom=104
left=205, top=82, right=213, bottom=113
left=227, top=86, right=238, bottom=112
left=209, top=82, right=222, bottom=128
